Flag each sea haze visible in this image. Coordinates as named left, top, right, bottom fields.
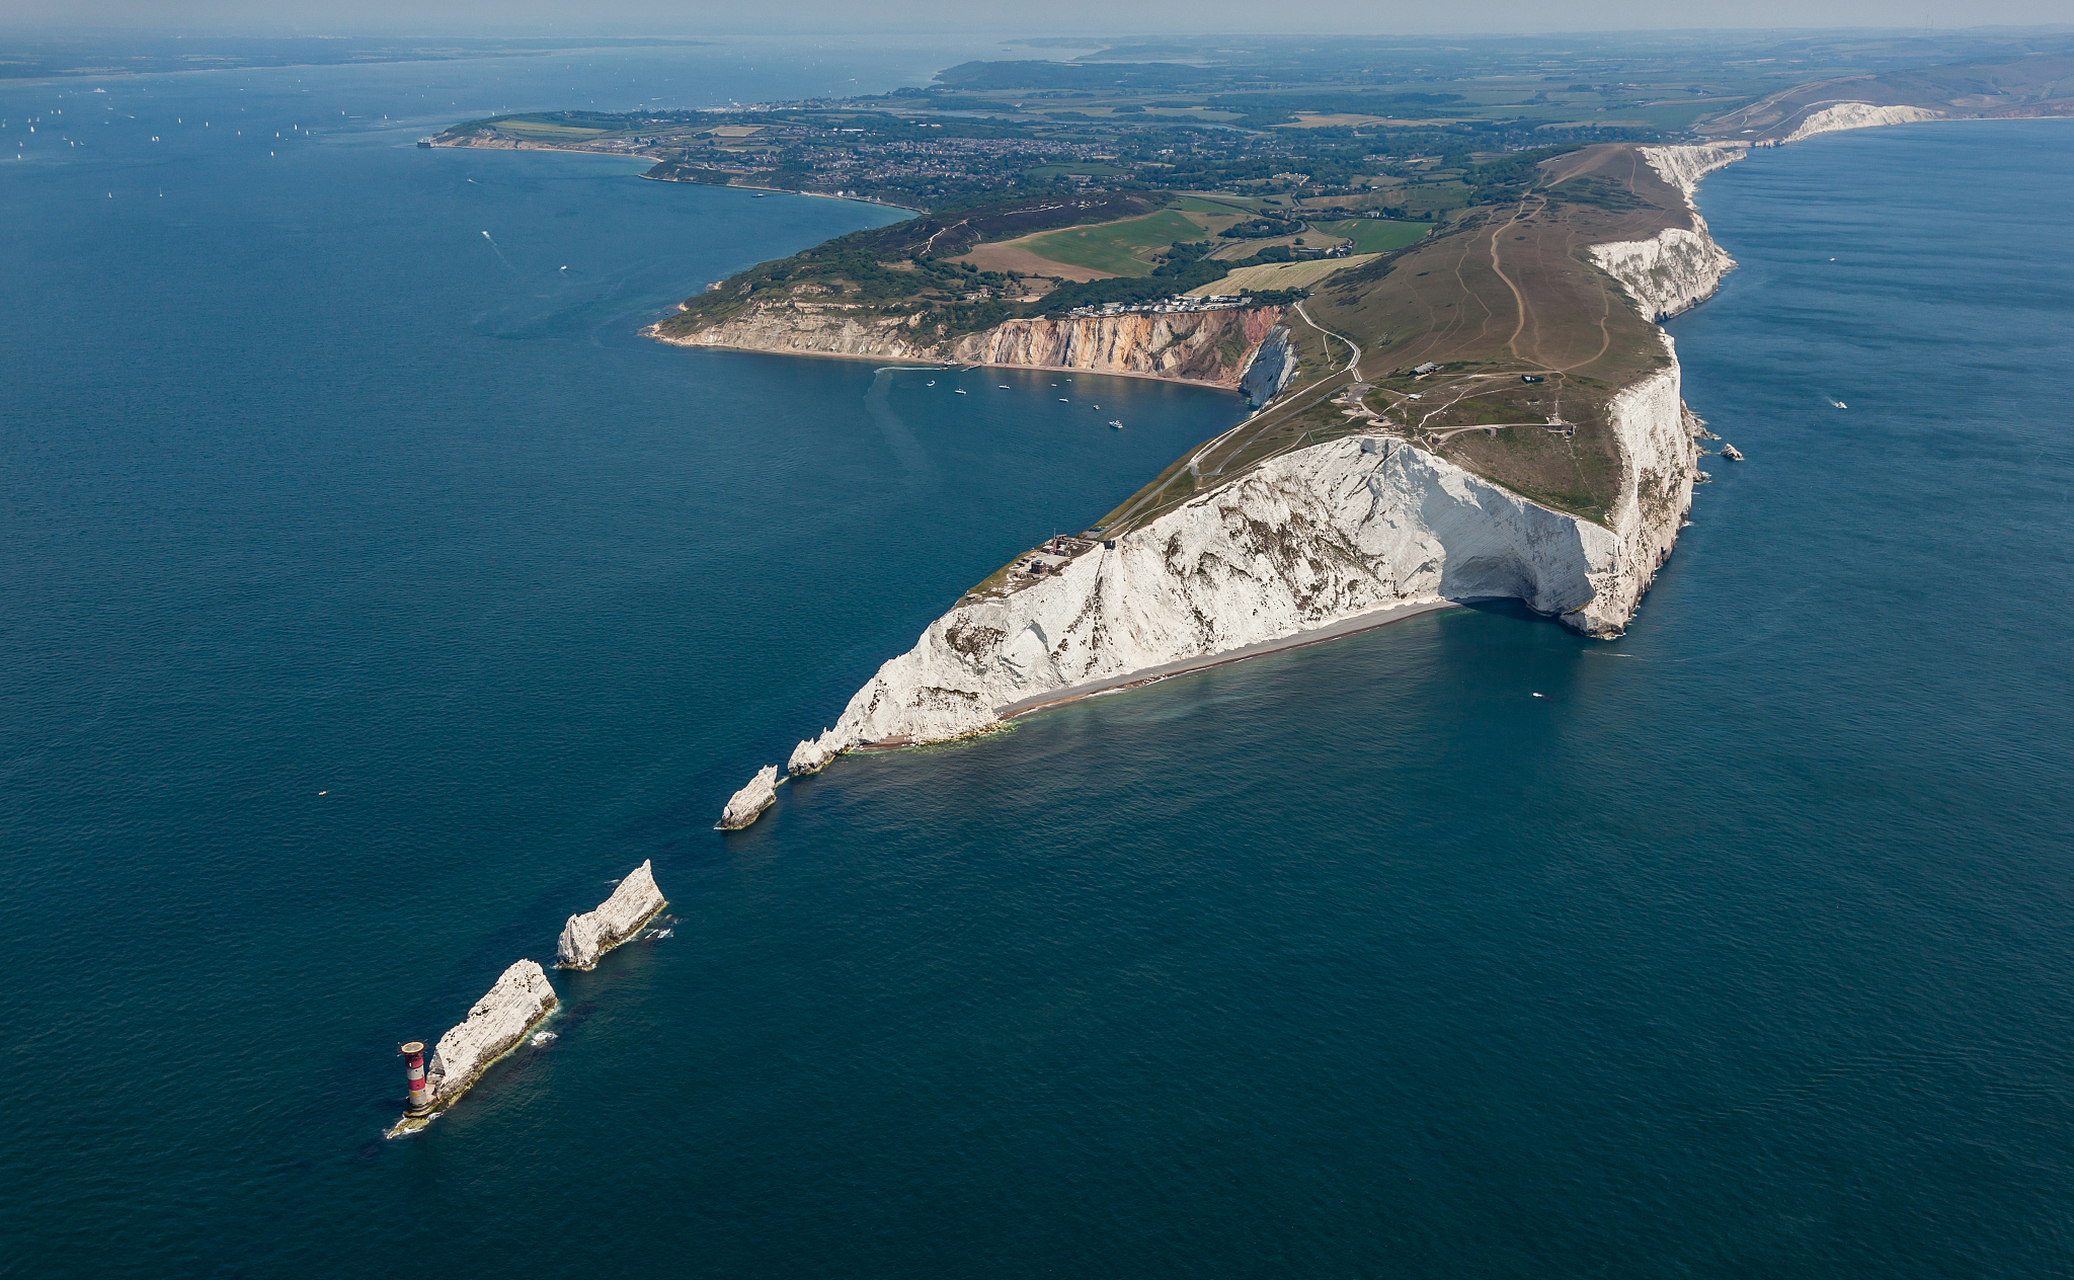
left=2, top=43, right=2071, bottom=1279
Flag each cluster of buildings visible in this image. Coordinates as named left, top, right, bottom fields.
left=1067, top=294, right=1256, bottom=319
left=785, top=136, right=1115, bottom=191
left=1009, top=536, right=1099, bottom=584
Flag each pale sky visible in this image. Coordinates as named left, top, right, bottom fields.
left=4, top=0, right=2070, bottom=36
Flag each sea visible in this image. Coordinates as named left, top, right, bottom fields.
left=3, top=43, right=2071, bottom=1279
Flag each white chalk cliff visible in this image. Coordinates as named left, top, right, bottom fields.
left=780, top=358, right=1700, bottom=784
left=426, top=959, right=558, bottom=1103
left=652, top=306, right=1288, bottom=390
left=727, top=147, right=1734, bottom=826
left=1783, top=102, right=1945, bottom=145
left=1586, top=144, right=1744, bottom=323
left=556, top=860, right=668, bottom=970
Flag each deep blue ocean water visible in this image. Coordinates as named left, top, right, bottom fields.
left=4, top=48, right=2071, bottom=1277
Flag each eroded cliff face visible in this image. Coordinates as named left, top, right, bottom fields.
left=426, top=959, right=557, bottom=1103
left=1783, top=102, right=1945, bottom=144
left=949, top=307, right=1286, bottom=387
left=1637, top=144, right=1747, bottom=196
left=1238, top=325, right=1299, bottom=407
left=770, top=357, right=1699, bottom=786
left=1587, top=145, right=1744, bottom=323
left=651, top=302, right=1286, bottom=388
left=556, top=861, right=668, bottom=970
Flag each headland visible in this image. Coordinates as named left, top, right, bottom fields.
left=425, top=32, right=2074, bottom=828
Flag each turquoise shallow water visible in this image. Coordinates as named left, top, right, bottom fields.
left=4, top=51, right=2072, bottom=1277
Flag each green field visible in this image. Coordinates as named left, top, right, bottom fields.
left=1013, top=210, right=1207, bottom=277
left=1316, top=218, right=1432, bottom=254
left=1171, top=194, right=1259, bottom=215
left=495, top=117, right=615, bottom=139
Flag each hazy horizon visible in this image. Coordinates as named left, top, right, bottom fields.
left=5, top=4, right=2074, bottom=39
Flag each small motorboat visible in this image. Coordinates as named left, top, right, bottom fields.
left=1109, top=420, right=1124, bottom=430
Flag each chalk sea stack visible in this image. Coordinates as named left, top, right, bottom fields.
left=718, top=765, right=779, bottom=829
left=426, top=959, right=558, bottom=1105
left=556, top=860, right=669, bottom=969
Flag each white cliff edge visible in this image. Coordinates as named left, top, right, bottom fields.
left=1587, top=144, right=1744, bottom=323
left=425, top=959, right=557, bottom=1106
left=556, top=860, right=668, bottom=969
left=777, top=357, right=1701, bottom=793
left=750, top=148, right=1738, bottom=822
left=718, top=765, right=779, bottom=830
left=1782, top=102, right=1945, bottom=145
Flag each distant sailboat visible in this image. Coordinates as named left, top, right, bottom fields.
left=954, top=388, right=967, bottom=395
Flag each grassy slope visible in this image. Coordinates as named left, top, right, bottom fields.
left=1314, top=218, right=1431, bottom=254
left=1091, top=144, right=1691, bottom=534
left=1185, top=255, right=1380, bottom=294
left=1011, top=210, right=1207, bottom=277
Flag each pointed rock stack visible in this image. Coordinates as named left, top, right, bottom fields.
left=557, top=860, right=668, bottom=969
left=718, top=764, right=779, bottom=830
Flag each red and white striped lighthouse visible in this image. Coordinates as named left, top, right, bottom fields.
left=400, top=1041, right=434, bottom=1116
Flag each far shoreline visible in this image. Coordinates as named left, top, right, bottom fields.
left=641, top=324, right=1260, bottom=394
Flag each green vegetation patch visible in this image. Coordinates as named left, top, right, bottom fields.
left=1315, top=218, right=1431, bottom=254
left=1016, top=210, right=1207, bottom=278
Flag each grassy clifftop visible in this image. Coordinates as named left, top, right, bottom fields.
left=1094, top=144, right=1700, bottom=532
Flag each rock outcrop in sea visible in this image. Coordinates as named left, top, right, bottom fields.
left=718, top=765, right=779, bottom=830
left=556, top=861, right=668, bottom=970
left=425, top=959, right=558, bottom=1104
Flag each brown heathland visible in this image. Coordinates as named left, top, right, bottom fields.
left=1094, top=144, right=1697, bottom=532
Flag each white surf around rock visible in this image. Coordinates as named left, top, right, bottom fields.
left=556, top=860, right=668, bottom=970
left=425, top=959, right=558, bottom=1105
left=717, top=764, right=779, bottom=830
